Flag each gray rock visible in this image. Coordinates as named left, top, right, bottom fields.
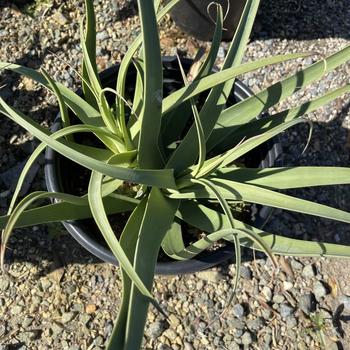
left=247, top=317, right=265, bottom=331
left=22, top=316, right=34, bottom=328
left=302, top=265, right=315, bottom=279
left=11, top=305, right=24, bottom=315
left=197, top=270, right=224, bottom=283
left=264, top=332, right=272, bottom=347
left=17, top=331, right=38, bottom=342
left=227, top=342, right=240, bottom=350
left=313, top=281, right=328, bottom=299
left=233, top=329, right=243, bottom=337
left=217, top=46, right=226, bottom=59
left=241, top=331, right=253, bottom=345
left=272, top=294, right=285, bottom=304
left=262, top=308, right=273, bottom=320
left=64, top=284, right=76, bottom=294
left=61, top=312, right=75, bottom=324
left=0, top=324, right=6, bottom=337
left=158, top=344, right=172, bottom=350
left=280, top=304, right=294, bottom=318
left=51, top=323, right=64, bottom=337
left=226, top=317, right=245, bottom=329
left=40, top=278, right=52, bottom=291
left=146, top=321, right=166, bottom=339
left=290, top=259, right=303, bottom=270
left=261, top=286, right=272, bottom=301
left=240, top=266, right=252, bottom=280
left=0, top=278, right=9, bottom=291
left=79, top=314, right=91, bottom=325
left=286, top=316, right=297, bottom=328
left=93, top=336, right=104, bottom=346
left=52, top=11, right=69, bottom=25
left=96, top=31, right=109, bottom=41
left=338, top=295, right=350, bottom=312
left=283, top=281, right=293, bottom=291
left=163, top=329, right=177, bottom=341
left=299, top=293, right=316, bottom=315
left=232, top=303, right=245, bottom=318
left=183, top=342, right=194, bottom=350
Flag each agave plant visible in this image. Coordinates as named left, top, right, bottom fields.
left=1, top=0, right=350, bottom=349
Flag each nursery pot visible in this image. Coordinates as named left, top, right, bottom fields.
left=45, top=56, right=282, bottom=275
left=170, top=0, right=247, bottom=41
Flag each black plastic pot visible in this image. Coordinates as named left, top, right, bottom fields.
left=45, top=56, right=282, bottom=275
left=170, top=0, right=247, bottom=41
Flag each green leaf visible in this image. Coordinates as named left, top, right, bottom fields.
left=129, top=58, right=144, bottom=143
left=1, top=191, right=86, bottom=269
left=124, top=188, right=179, bottom=350
left=0, top=194, right=137, bottom=230
left=173, top=178, right=350, bottom=224
left=161, top=219, right=185, bottom=260
left=175, top=117, right=305, bottom=181
left=80, top=22, right=120, bottom=136
left=82, top=0, right=98, bottom=108
left=195, top=4, right=223, bottom=77
left=214, top=166, right=350, bottom=190
left=203, top=118, right=305, bottom=175
left=137, top=0, right=163, bottom=169
left=162, top=53, right=310, bottom=116
left=194, top=178, right=241, bottom=294
left=88, top=171, right=158, bottom=304
left=0, top=62, right=102, bottom=126
left=178, top=201, right=350, bottom=258
left=41, top=69, right=70, bottom=135
left=6, top=124, right=120, bottom=217
left=116, top=0, right=181, bottom=141
left=208, top=45, right=350, bottom=152
left=176, top=56, right=206, bottom=177
left=232, top=84, right=350, bottom=145
left=0, top=99, right=177, bottom=189
left=188, top=0, right=260, bottom=166
left=108, top=198, right=148, bottom=349
left=165, top=53, right=311, bottom=173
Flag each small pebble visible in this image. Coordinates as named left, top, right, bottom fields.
left=240, top=266, right=252, bottom=280
left=290, top=259, right=303, bottom=270
left=273, top=294, right=285, bottom=304
left=283, top=281, right=293, bottom=291
left=232, top=303, right=245, bottom=318
left=338, top=295, right=350, bottom=312
left=299, top=293, right=316, bottom=315
left=61, top=312, right=75, bottom=324
left=241, top=331, right=253, bottom=345
left=280, top=304, right=294, bottom=318
left=197, top=270, right=224, bottom=283
left=302, top=265, right=315, bottom=279
left=262, top=286, right=272, bottom=301
left=147, top=321, right=166, bottom=339
left=313, top=281, right=328, bottom=299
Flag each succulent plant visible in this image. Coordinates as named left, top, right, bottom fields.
left=0, top=0, right=349, bottom=349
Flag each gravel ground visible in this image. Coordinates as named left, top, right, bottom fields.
left=1, top=0, right=350, bottom=349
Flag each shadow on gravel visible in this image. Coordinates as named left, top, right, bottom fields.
left=256, top=0, right=350, bottom=40
left=0, top=0, right=138, bottom=21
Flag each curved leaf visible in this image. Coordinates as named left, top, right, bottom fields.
left=0, top=99, right=177, bottom=189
